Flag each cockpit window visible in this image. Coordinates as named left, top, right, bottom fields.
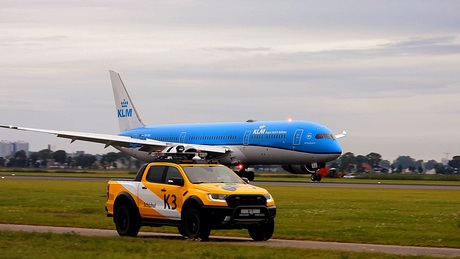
left=315, top=133, right=335, bottom=139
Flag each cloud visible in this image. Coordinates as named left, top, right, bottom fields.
left=1, top=1, right=459, bottom=161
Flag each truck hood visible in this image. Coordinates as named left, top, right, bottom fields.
left=191, top=183, right=269, bottom=195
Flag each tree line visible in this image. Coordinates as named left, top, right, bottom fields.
left=330, top=152, right=460, bottom=174
left=1, top=149, right=459, bottom=174
left=0, top=149, right=142, bottom=169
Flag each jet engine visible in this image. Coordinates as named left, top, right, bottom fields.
left=282, top=164, right=326, bottom=182
left=164, top=145, right=197, bottom=153
left=281, top=163, right=326, bottom=174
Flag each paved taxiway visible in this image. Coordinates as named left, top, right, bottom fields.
left=2, top=175, right=460, bottom=190
left=1, top=224, right=459, bottom=257
left=256, top=181, right=460, bottom=190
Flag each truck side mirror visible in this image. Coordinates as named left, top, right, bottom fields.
left=167, top=177, right=184, bottom=186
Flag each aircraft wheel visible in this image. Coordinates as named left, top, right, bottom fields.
left=316, top=174, right=322, bottom=182
left=311, top=173, right=317, bottom=182
left=247, top=171, right=255, bottom=181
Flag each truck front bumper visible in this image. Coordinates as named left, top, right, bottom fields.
left=201, top=205, right=276, bottom=229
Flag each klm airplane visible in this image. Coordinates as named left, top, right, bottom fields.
left=1, top=71, right=345, bottom=181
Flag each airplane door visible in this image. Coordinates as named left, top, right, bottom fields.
left=293, top=129, right=304, bottom=146
left=243, top=130, right=251, bottom=146
left=179, top=132, right=186, bottom=143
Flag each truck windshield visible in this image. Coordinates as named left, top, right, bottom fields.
left=182, top=166, right=244, bottom=184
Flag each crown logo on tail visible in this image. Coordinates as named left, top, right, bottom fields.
left=121, top=99, right=129, bottom=108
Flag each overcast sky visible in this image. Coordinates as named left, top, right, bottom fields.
left=1, top=1, right=459, bottom=162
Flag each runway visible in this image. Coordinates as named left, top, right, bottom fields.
left=2, top=175, right=460, bottom=190
left=254, top=180, right=460, bottom=190
left=1, top=224, right=459, bottom=258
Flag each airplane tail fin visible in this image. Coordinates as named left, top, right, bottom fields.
left=109, top=70, right=146, bottom=132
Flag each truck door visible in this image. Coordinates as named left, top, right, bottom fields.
left=138, top=165, right=184, bottom=220
left=138, top=165, right=165, bottom=218
left=155, top=166, right=184, bottom=221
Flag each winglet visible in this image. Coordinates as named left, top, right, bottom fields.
left=335, top=130, right=347, bottom=139
left=109, top=70, right=146, bottom=132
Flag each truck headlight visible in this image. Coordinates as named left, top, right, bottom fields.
left=264, top=193, right=273, bottom=202
left=208, top=194, right=228, bottom=202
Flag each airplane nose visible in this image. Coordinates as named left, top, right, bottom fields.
left=329, top=142, right=343, bottom=160
left=329, top=152, right=341, bottom=160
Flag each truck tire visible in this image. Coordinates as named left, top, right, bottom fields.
left=248, top=219, right=274, bottom=241
left=115, top=204, right=141, bottom=237
left=177, top=225, right=186, bottom=239
left=183, top=207, right=211, bottom=241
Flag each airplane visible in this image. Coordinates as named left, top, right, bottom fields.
left=1, top=70, right=346, bottom=181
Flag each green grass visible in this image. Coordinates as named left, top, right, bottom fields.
left=0, top=179, right=459, bottom=248
left=0, top=169, right=135, bottom=179
left=0, top=231, right=441, bottom=259
left=270, top=186, right=460, bottom=247
left=0, top=180, right=112, bottom=229
left=2, top=169, right=460, bottom=185
left=257, top=173, right=460, bottom=185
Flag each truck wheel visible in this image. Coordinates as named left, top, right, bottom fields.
left=177, top=225, right=187, bottom=239
left=115, top=204, right=141, bottom=237
left=183, top=207, right=211, bottom=241
left=248, top=219, right=274, bottom=241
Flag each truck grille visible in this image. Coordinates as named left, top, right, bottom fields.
left=226, top=195, right=266, bottom=207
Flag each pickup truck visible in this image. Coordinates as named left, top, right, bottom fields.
left=105, top=159, right=276, bottom=241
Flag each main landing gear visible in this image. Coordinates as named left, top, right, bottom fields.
left=310, top=171, right=322, bottom=182
left=234, top=164, right=255, bottom=181
left=232, top=164, right=255, bottom=181
left=237, top=170, right=255, bottom=181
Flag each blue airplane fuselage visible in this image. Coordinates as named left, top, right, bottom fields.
left=118, top=120, right=342, bottom=165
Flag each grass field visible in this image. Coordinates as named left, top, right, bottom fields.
left=0, top=178, right=459, bottom=249
left=1, top=231, right=442, bottom=259
left=2, top=169, right=460, bottom=186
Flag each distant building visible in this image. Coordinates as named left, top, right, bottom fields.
left=441, top=158, right=449, bottom=166
left=74, top=151, right=85, bottom=157
left=13, top=141, right=29, bottom=155
left=0, top=141, right=29, bottom=158
left=0, top=141, right=13, bottom=158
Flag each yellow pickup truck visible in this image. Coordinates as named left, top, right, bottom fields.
left=106, top=159, right=276, bottom=241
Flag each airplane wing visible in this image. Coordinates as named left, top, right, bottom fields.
left=0, top=125, right=228, bottom=154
